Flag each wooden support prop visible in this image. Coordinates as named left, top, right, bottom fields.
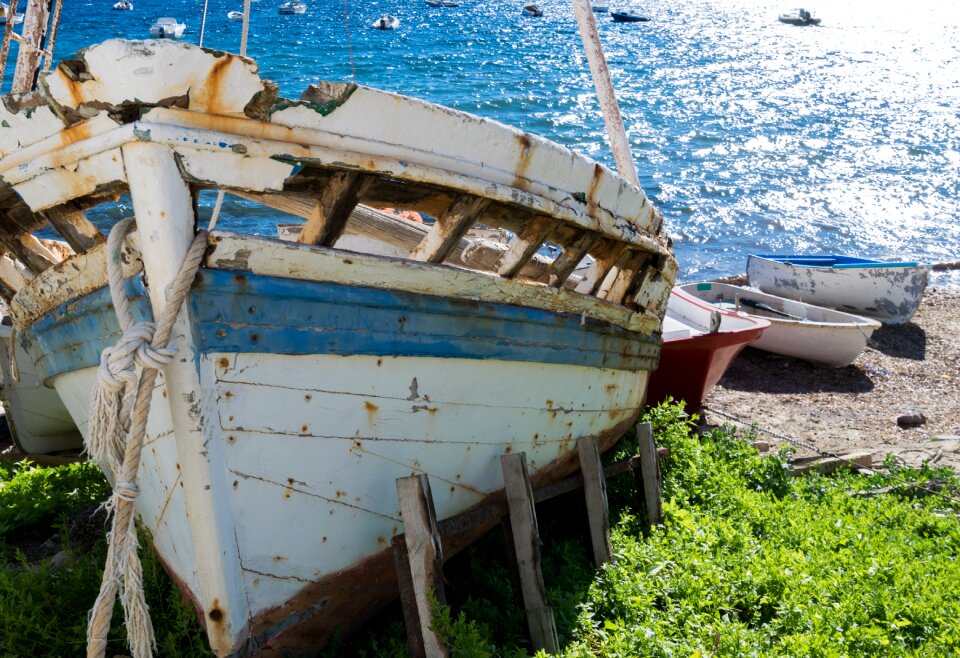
left=578, top=436, right=613, bottom=567
left=298, top=171, right=367, bottom=247
left=0, top=0, right=18, bottom=87
left=395, top=474, right=448, bottom=658
left=635, top=422, right=662, bottom=527
left=410, top=194, right=491, bottom=263
left=544, top=229, right=600, bottom=288
left=496, top=215, right=554, bottom=278
left=500, top=452, right=559, bottom=654
left=42, top=204, right=106, bottom=252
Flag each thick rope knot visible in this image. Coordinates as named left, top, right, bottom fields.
left=115, top=482, right=140, bottom=502
left=86, top=221, right=209, bottom=658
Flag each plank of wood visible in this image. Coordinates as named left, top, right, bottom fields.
left=496, top=216, right=554, bottom=278
left=395, top=474, right=448, bottom=658
left=410, top=194, right=491, bottom=263
left=578, top=436, right=613, bottom=567
left=42, top=204, right=106, bottom=252
left=791, top=451, right=874, bottom=476
left=0, top=225, right=57, bottom=274
left=603, top=251, right=649, bottom=305
left=635, top=422, right=662, bottom=526
left=500, top=452, right=559, bottom=654
left=544, top=230, right=600, bottom=288
left=587, top=238, right=630, bottom=296
left=298, top=171, right=367, bottom=247
left=0, top=253, right=31, bottom=293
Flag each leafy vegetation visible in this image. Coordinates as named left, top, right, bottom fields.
left=3, top=402, right=960, bottom=656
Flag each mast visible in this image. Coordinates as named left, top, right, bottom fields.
left=570, top=0, right=639, bottom=186
left=11, top=0, right=52, bottom=93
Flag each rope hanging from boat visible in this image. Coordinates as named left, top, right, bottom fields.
left=0, top=0, right=19, bottom=88
left=85, top=219, right=208, bottom=658
left=40, top=0, right=63, bottom=72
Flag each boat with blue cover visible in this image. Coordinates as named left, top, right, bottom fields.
left=0, top=39, right=675, bottom=655
left=747, top=254, right=929, bottom=324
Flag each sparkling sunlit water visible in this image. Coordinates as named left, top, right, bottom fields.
left=4, top=0, right=959, bottom=283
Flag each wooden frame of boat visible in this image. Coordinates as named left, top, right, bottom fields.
left=746, top=254, right=930, bottom=325
left=0, top=40, right=675, bottom=655
left=681, top=282, right=881, bottom=368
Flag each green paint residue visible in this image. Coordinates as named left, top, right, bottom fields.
left=133, top=127, right=152, bottom=141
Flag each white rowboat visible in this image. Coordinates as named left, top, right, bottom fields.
left=680, top=282, right=881, bottom=367
left=747, top=254, right=929, bottom=325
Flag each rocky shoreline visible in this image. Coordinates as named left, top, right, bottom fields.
left=703, top=286, right=960, bottom=471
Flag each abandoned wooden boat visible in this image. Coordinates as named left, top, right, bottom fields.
left=0, top=39, right=675, bottom=655
left=645, top=287, right=769, bottom=414
left=746, top=254, right=930, bottom=324
left=681, top=283, right=881, bottom=367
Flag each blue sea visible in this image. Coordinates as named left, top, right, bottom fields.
left=4, top=0, right=959, bottom=284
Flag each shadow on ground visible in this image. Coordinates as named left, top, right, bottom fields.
left=717, top=347, right=875, bottom=394
left=870, top=322, right=926, bottom=360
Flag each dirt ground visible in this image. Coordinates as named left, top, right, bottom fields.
left=702, top=286, right=960, bottom=471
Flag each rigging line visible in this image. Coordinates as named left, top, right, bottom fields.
left=41, top=0, right=62, bottom=72
left=341, top=0, right=356, bottom=82
left=198, top=0, right=210, bottom=47
left=208, top=0, right=251, bottom=232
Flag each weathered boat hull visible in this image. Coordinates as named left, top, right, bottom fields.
left=645, top=287, right=768, bottom=414
left=680, top=283, right=881, bottom=368
left=747, top=254, right=929, bottom=324
left=23, top=257, right=653, bottom=653
left=1, top=39, right=675, bottom=655
left=0, top=324, right=82, bottom=454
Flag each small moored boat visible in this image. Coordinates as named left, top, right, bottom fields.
left=645, top=287, right=769, bottom=414
left=778, top=8, right=821, bottom=25
left=522, top=4, right=543, bottom=16
left=371, top=13, right=399, bottom=29
left=746, top=254, right=929, bottom=324
left=278, top=0, right=306, bottom=14
left=681, top=283, right=881, bottom=367
left=149, top=16, right=186, bottom=38
left=592, top=5, right=609, bottom=11
left=611, top=10, right=650, bottom=22
left=112, top=0, right=133, bottom=10
left=227, top=10, right=243, bottom=19
left=425, top=0, right=460, bottom=7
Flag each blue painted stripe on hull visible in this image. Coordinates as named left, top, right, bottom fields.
left=22, top=270, right=659, bottom=381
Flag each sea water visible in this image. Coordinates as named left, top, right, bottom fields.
left=4, top=0, right=959, bottom=283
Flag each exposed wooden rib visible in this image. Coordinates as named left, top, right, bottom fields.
left=0, top=253, right=32, bottom=293
left=410, top=194, right=490, bottom=263
left=543, top=229, right=600, bottom=288
left=0, top=224, right=58, bottom=274
left=587, top=238, right=630, bottom=296
left=603, top=251, right=648, bottom=305
left=298, top=171, right=367, bottom=247
left=234, top=191, right=565, bottom=284
left=42, top=203, right=106, bottom=252
left=496, top=216, right=554, bottom=279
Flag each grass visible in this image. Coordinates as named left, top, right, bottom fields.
left=3, top=401, right=960, bottom=656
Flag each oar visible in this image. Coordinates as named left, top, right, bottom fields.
left=737, top=297, right=805, bottom=321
